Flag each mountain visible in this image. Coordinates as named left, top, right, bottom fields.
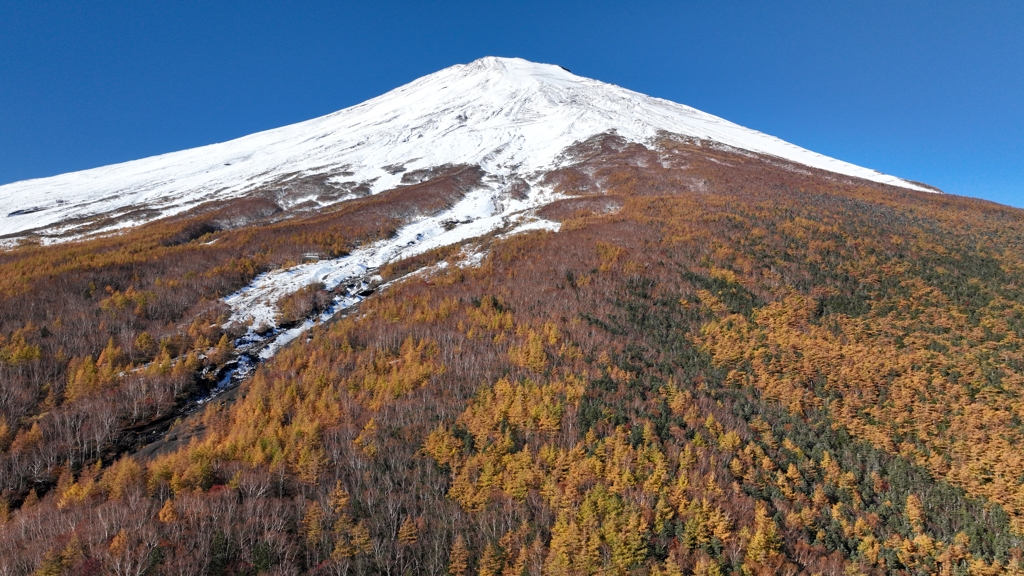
left=0, top=56, right=933, bottom=243
left=4, top=58, right=1024, bottom=576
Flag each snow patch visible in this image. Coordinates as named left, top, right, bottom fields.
left=223, top=177, right=566, bottom=331
left=499, top=218, right=561, bottom=238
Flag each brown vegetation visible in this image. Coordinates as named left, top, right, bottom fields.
left=1, top=137, right=1023, bottom=575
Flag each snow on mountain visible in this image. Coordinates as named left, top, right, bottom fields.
left=224, top=183, right=563, bottom=330
left=0, top=56, right=933, bottom=241
left=221, top=178, right=564, bottom=360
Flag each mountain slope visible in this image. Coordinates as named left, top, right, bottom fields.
left=2, top=160, right=1021, bottom=575
left=9, top=58, right=1024, bottom=576
left=0, top=57, right=933, bottom=242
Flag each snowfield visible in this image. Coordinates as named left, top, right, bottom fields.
left=0, top=56, right=933, bottom=241
left=223, top=174, right=563, bottom=332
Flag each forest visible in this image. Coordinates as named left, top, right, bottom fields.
left=1, top=135, right=1023, bottom=575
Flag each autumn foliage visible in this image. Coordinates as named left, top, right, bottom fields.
left=1, top=135, right=1024, bottom=574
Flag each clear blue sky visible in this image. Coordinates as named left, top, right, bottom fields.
left=2, top=1, right=1022, bottom=207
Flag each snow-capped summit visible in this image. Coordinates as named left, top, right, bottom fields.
left=0, top=56, right=933, bottom=241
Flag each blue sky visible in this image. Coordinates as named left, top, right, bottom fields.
left=1, top=1, right=1022, bottom=207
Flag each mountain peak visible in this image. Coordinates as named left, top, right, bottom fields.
left=0, top=57, right=936, bottom=243
left=459, top=56, right=570, bottom=76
